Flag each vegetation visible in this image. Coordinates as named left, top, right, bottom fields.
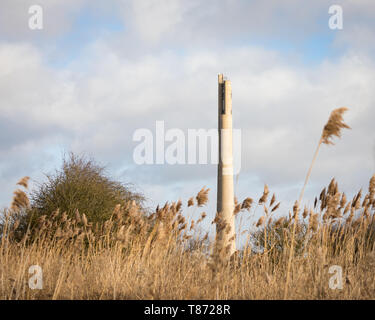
left=0, top=108, right=374, bottom=299
left=0, top=175, right=374, bottom=299
left=16, top=153, right=145, bottom=238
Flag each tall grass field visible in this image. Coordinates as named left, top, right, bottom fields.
left=1, top=108, right=374, bottom=300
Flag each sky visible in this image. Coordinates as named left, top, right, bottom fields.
left=1, top=0, right=375, bottom=236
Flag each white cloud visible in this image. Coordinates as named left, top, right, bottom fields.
left=1, top=1, right=375, bottom=216
left=128, top=0, right=192, bottom=43
left=1, top=38, right=374, bottom=211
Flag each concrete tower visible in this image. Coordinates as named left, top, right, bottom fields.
left=217, top=74, right=236, bottom=256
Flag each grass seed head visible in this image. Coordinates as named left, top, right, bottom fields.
left=187, top=197, right=194, bottom=207
left=16, top=176, right=30, bottom=189
left=11, top=189, right=30, bottom=211
left=196, top=187, right=210, bottom=207
left=321, top=107, right=350, bottom=145
left=369, top=174, right=375, bottom=200
left=256, top=216, right=265, bottom=227
left=234, top=204, right=241, bottom=215
left=241, top=197, right=253, bottom=211
left=258, top=185, right=269, bottom=204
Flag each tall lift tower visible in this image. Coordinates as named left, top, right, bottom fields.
left=217, top=74, right=235, bottom=255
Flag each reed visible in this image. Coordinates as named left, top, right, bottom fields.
left=1, top=108, right=374, bottom=300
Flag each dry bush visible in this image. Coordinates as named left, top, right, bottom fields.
left=23, top=153, right=145, bottom=236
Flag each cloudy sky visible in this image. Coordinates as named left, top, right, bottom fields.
left=1, top=0, right=375, bottom=229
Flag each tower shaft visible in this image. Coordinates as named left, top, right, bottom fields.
left=217, top=74, right=235, bottom=256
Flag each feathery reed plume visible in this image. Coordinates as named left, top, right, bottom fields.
left=197, top=212, right=207, bottom=223
left=271, top=202, right=281, bottom=212
left=241, top=197, right=253, bottom=211
left=190, top=220, right=195, bottom=231
left=256, top=216, right=265, bottom=227
left=263, top=205, right=269, bottom=216
left=343, top=202, right=351, bottom=215
left=82, top=213, right=88, bottom=227
left=187, top=197, right=194, bottom=207
left=275, top=216, right=285, bottom=228
left=16, top=176, right=30, bottom=189
left=302, top=206, right=308, bottom=219
left=321, top=107, right=351, bottom=145
left=292, top=201, right=299, bottom=219
left=352, top=189, right=362, bottom=209
left=61, top=211, right=68, bottom=223
left=270, top=193, right=276, bottom=207
left=176, top=199, right=182, bottom=212
left=328, top=178, right=336, bottom=195
left=258, top=185, right=269, bottom=204
left=284, top=107, right=350, bottom=299
left=369, top=174, right=375, bottom=200
left=233, top=203, right=241, bottom=215
left=267, top=217, right=272, bottom=226
left=319, top=188, right=326, bottom=201
left=309, top=213, right=319, bottom=232
left=340, top=193, right=347, bottom=208
left=196, top=187, right=210, bottom=207
left=75, top=209, right=81, bottom=224
left=11, top=189, right=30, bottom=211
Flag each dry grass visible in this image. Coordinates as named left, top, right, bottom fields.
left=1, top=107, right=374, bottom=300
left=284, top=107, right=351, bottom=298
left=1, top=174, right=375, bottom=300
